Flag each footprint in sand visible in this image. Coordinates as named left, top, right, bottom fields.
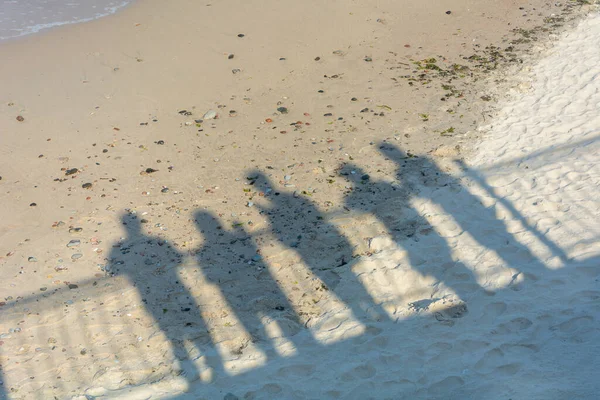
left=550, top=315, right=597, bottom=343
left=276, top=364, right=315, bottom=378
left=427, top=376, right=465, bottom=397
left=243, top=383, right=284, bottom=398
left=341, top=363, right=377, bottom=381
left=492, top=317, right=533, bottom=335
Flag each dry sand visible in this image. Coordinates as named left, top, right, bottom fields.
left=1, top=0, right=599, bottom=399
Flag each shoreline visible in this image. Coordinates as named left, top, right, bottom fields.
left=0, top=0, right=134, bottom=43
left=1, top=1, right=598, bottom=398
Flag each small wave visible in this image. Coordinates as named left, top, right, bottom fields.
left=0, top=0, right=132, bottom=41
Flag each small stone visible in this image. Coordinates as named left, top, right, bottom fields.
left=28, top=257, right=37, bottom=263
left=40, top=287, right=47, bottom=291
left=446, top=10, right=452, bottom=15
left=228, top=54, right=234, bottom=59
left=68, top=284, right=78, bottom=289
left=145, top=168, right=158, bottom=174
left=232, top=68, right=241, bottom=74
left=364, top=56, right=372, bottom=62
left=237, top=33, right=245, bottom=37
left=30, top=203, right=37, bottom=207
left=156, top=140, right=165, bottom=145
left=82, top=183, right=92, bottom=189
left=351, top=97, right=357, bottom=101
left=284, top=175, right=291, bottom=181
left=71, top=254, right=83, bottom=260
left=247, top=201, right=254, bottom=207
left=361, top=174, right=370, bottom=181
left=16, top=115, right=24, bottom=122
left=202, top=110, right=218, bottom=120
left=277, top=107, right=288, bottom=114
left=314, top=56, right=321, bottom=61
left=68, top=227, right=83, bottom=233
left=65, top=168, right=78, bottom=176
left=67, top=240, right=81, bottom=248
left=47, top=337, right=57, bottom=344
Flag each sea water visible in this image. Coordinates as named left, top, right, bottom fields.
left=0, top=0, right=132, bottom=41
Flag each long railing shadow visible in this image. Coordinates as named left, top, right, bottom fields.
left=1, top=140, right=598, bottom=399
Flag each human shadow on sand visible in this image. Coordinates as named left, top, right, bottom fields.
left=108, top=213, right=221, bottom=385
left=249, top=171, right=389, bottom=322
left=193, top=210, right=304, bottom=359
left=341, top=143, right=551, bottom=303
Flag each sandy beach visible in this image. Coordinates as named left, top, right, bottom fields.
left=1, top=0, right=599, bottom=399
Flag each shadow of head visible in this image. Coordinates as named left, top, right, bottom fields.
left=120, top=211, right=143, bottom=237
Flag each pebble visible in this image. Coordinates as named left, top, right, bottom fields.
left=71, top=254, right=83, bottom=260
left=228, top=54, right=234, bottom=59
left=30, top=203, right=37, bottom=207
left=82, top=183, right=92, bottom=189
left=67, top=240, right=81, bottom=247
left=68, top=227, right=83, bottom=233
left=202, top=110, right=218, bottom=120
left=277, top=107, right=288, bottom=114
left=284, top=175, right=292, bottom=181
left=232, top=68, right=241, bottom=74
left=65, top=168, right=78, bottom=176
left=28, top=257, right=37, bottom=262
left=161, top=187, right=169, bottom=193
left=237, top=33, right=245, bottom=37
left=16, top=115, right=25, bottom=122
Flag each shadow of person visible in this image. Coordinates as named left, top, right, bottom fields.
left=250, top=171, right=389, bottom=323
left=342, top=143, right=549, bottom=300
left=108, top=213, right=218, bottom=384
left=193, top=211, right=304, bottom=358
left=378, top=143, right=549, bottom=283
left=340, top=163, right=488, bottom=304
